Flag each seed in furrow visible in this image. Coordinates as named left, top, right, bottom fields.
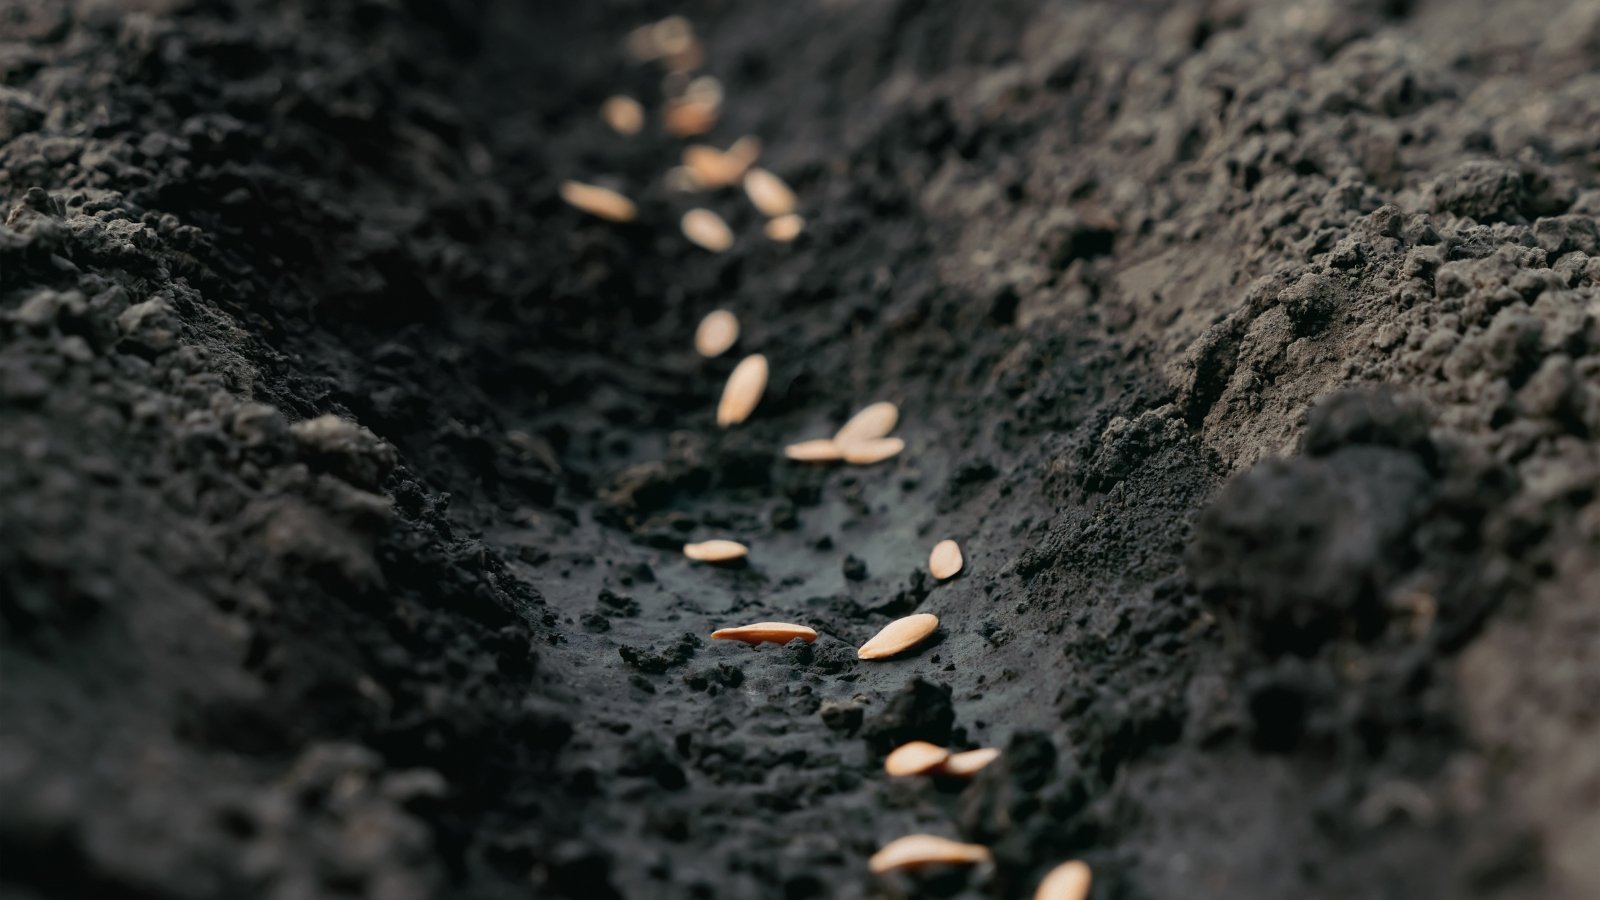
left=834, top=401, right=898, bottom=445
left=783, top=439, right=844, bottom=462
left=695, top=309, right=739, bottom=357
left=717, top=354, right=767, bottom=426
left=559, top=180, right=637, bottom=223
left=684, top=144, right=753, bottom=188
left=764, top=214, right=805, bottom=243
left=939, top=747, right=1000, bottom=776
left=884, top=741, right=950, bottom=776
left=868, top=835, right=991, bottom=874
left=600, top=95, right=644, bottom=135
left=842, top=437, right=904, bottom=465
left=857, top=613, right=938, bottom=660
left=682, top=208, right=734, bottom=252
left=665, top=99, right=718, bottom=137
left=683, top=539, right=749, bottom=562
left=1034, top=861, right=1092, bottom=900
left=929, top=539, right=963, bottom=580
left=711, top=622, right=817, bottom=645
left=744, top=168, right=796, bottom=217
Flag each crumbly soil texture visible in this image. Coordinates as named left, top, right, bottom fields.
left=3, top=1, right=1599, bottom=898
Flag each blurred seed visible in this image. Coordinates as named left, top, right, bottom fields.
left=940, top=748, right=1000, bottom=777
left=884, top=741, right=950, bottom=776
left=665, top=99, right=718, bottom=137
left=744, top=168, right=797, bottom=217
left=682, top=208, right=734, bottom=252
left=784, top=439, right=844, bottom=462
left=717, top=353, right=767, bottom=426
left=651, top=15, right=694, bottom=56
left=695, top=309, right=740, bottom=357
left=834, top=401, right=898, bottom=445
left=624, top=23, right=661, bottom=61
left=600, top=95, right=645, bottom=135
left=765, top=214, right=805, bottom=242
left=1034, top=861, right=1092, bottom=900
left=857, top=612, right=938, bottom=660
left=727, top=136, right=762, bottom=167
left=929, top=539, right=963, bottom=580
left=683, top=539, right=749, bottom=562
left=559, top=180, right=637, bottom=222
left=684, top=144, right=752, bottom=188
left=711, top=622, right=817, bottom=645
left=665, top=166, right=702, bottom=193
left=685, top=74, right=723, bottom=105
left=868, top=835, right=991, bottom=874
left=842, top=436, right=903, bottom=465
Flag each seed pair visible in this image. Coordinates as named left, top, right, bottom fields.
left=883, top=741, right=1000, bottom=777
left=683, top=137, right=761, bottom=188
left=784, top=401, right=904, bottom=465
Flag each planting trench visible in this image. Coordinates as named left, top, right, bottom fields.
left=2, top=1, right=1599, bottom=898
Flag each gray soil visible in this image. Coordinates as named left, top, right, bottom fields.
left=2, top=0, right=1598, bottom=898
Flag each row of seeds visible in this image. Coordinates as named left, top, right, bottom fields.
left=580, top=14, right=1092, bottom=899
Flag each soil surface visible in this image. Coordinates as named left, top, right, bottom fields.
left=3, top=1, right=1599, bottom=898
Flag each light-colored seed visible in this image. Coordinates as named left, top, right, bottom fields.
left=717, top=353, right=767, bottom=426
left=940, top=748, right=1000, bottom=777
left=727, top=136, right=762, bottom=168
left=683, top=539, right=749, bottom=562
left=559, top=180, right=637, bottom=223
left=684, top=144, right=752, bottom=188
left=783, top=439, right=844, bottom=462
left=857, top=613, right=938, bottom=660
left=842, top=437, right=904, bottom=465
left=834, top=401, right=899, bottom=445
left=869, top=835, right=991, bottom=874
left=600, top=95, right=644, bottom=135
left=695, top=309, right=740, bottom=357
left=682, top=208, right=734, bottom=253
left=685, top=74, right=723, bottom=105
left=929, top=539, right=963, bottom=580
left=665, top=99, right=718, bottom=137
left=884, top=741, right=951, bottom=777
left=651, top=15, right=694, bottom=56
left=624, top=24, right=660, bottom=62
left=744, top=168, right=797, bottom=217
left=765, top=214, right=805, bottom=242
left=1034, top=861, right=1092, bottom=900
left=711, top=622, right=818, bottom=645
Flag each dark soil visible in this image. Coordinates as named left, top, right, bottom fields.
left=3, top=1, right=1598, bottom=898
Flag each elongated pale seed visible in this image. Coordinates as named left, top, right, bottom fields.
left=884, top=741, right=950, bottom=776
left=727, top=136, right=762, bottom=168
left=834, top=401, right=899, bottom=445
left=559, top=180, right=637, bottom=223
left=665, top=99, right=718, bottom=137
left=1034, top=861, right=1092, bottom=900
left=842, top=437, right=904, bottom=465
left=765, top=214, right=805, bottom=242
left=929, top=539, right=963, bottom=580
left=784, top=438, right=844, bottom=462
left=682, top=208, right=734, bottom=252
left=711, top=622, right=817, bottom=645
left=940, top=747, right=1000, bottom=776
left=684, top=144, right=752, bottom=188
left=869, top=835, right=991, bottom=874
left=744, top=168, right=797, bottom=217
left=717, top=354, right=767, bottom=426
left=600, top=95, right=644, bottom=135
left=683, top=539, right=749, bottom=562
left=858, top=613, right=938, bottom=660
left=695, top=310, right=739, bottom=357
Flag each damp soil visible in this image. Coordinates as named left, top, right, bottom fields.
left=3, top=1, right=1599, bottom=898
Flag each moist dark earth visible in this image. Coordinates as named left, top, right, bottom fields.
left=3, top=0, right=1598, bottom=898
